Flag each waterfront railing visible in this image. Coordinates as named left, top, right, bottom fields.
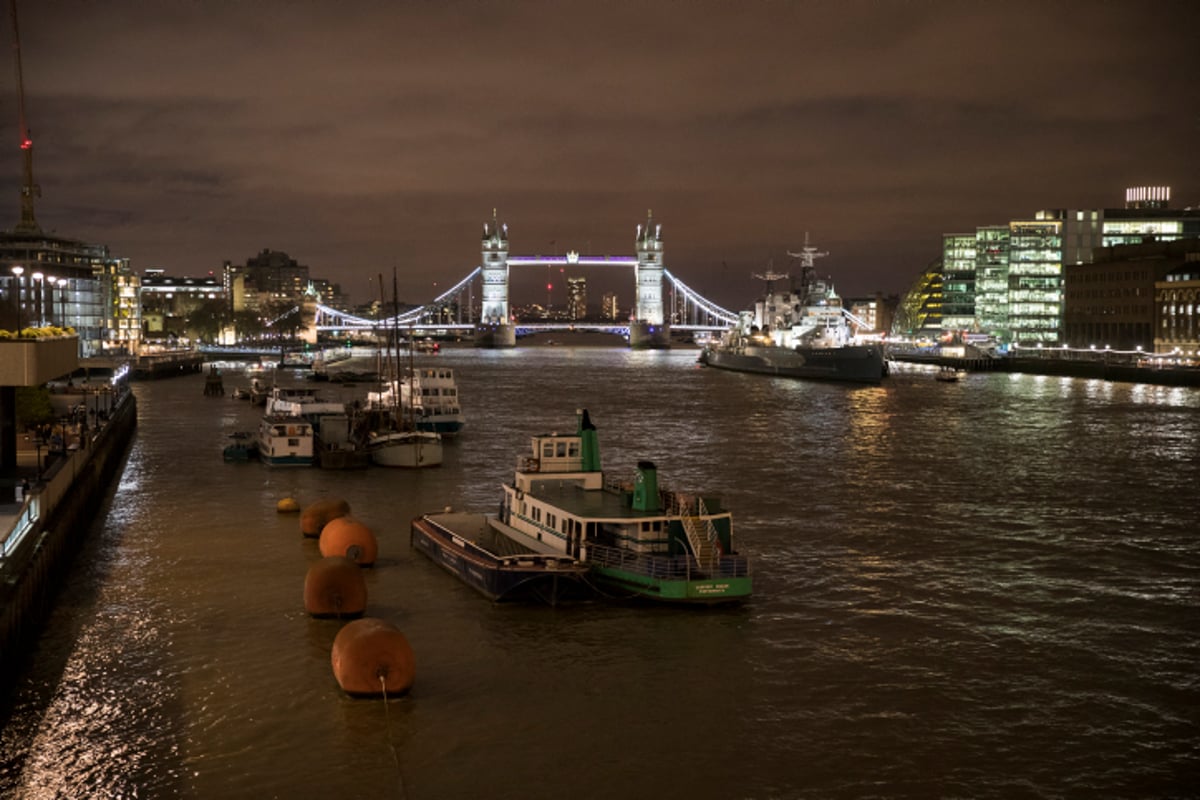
left=0, top=387, right=133, bottom=571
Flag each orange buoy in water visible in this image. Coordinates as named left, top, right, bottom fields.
left=304, top=556, right=368, bottom=618
left=277, top=497, right=301, bottom=514
left=301, top=498, right=351, bottom=537
left=319, top=516, right=378, bottom=566
left=331, top=618, right=415, bottom=697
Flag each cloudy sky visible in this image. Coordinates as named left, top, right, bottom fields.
left=7, top=0, right=1198, bottom=309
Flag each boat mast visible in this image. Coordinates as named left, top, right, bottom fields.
left=786, top=232, right=829, bottom=300
left=9, top=0, right=40, bottom=233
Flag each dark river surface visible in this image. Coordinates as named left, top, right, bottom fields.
left=0, top=346, right=1197, bottom=799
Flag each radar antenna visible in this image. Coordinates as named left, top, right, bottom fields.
left=9, top=0, right=40, bottom=233
left=752, top=259, right=789, bottom=293
left=786, top=232, right=828, bottom=271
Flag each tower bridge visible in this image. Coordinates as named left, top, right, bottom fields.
left=307, top=211, right=740, bottom=348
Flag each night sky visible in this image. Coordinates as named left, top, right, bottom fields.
left=7, top=0, right=1199, bottom=309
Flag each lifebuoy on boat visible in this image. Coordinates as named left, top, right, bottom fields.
left=527, top=459, right=539, bottom=472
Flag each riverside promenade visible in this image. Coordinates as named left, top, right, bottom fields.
left=0, top=378, right=136, bottom=689
left=888, top=343, right=1200, bottom=387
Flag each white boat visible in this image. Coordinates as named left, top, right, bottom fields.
left=257, top=414, right=315, bottom=467
left=365, top=271, right=445, bottom=468
left=264, top=386, right=346, bottom=420
left=935, top=366, right=965, bottom=382
left=367, top=429, right=443, bottom=468
left=367, top=366, right=466, bottom=437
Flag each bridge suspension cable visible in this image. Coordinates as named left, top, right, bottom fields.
left=663, top=269, right=740, bottom=327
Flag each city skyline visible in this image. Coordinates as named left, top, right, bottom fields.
left=5, top=0, right=1198, bottom=307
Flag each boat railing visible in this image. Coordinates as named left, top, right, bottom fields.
left=586, top=542, right=750, bottom=580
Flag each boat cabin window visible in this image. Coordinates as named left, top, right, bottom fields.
left=542, top=442, right=555, bottom=459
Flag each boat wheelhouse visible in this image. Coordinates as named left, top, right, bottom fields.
left=367, top=367, right=465, bottom=436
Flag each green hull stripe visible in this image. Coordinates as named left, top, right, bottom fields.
left=592, top=567, right=751, bottom=602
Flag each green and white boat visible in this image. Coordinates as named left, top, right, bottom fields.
left=498, top=410, right=752, bottom=604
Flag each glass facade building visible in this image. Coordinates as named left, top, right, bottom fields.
left=941, top=234, right=977, bottom=333
left=973, top=226, right=1010, bottom=340
left=1007, top=220, right=1063, bottom=344
left=1, top=231, right=137, bottom=356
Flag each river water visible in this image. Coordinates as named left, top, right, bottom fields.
left=0, top=347, right=1197, bottom=799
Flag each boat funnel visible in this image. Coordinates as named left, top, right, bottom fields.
left=577, top=409, right=601, bottom=472
left=632, top=460, right=659, bottom=511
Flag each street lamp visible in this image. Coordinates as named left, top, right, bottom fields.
left=31, top=271, right=44, bottom=327
left=57, top=278, right=68, bottom=326
left=10, top=265, right=23, bottom=332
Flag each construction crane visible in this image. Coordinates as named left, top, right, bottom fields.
left=9, top=0, right=40, bottom=233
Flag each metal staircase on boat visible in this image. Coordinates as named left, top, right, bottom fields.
left=674, top=494, right=721, bottom=569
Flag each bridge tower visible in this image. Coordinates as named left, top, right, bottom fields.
left=474, top=208, right=516, bottom=347
left=629, top=210, right=671, bottom=349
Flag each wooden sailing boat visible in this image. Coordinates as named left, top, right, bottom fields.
left=367, top=271, right=443, bottom=468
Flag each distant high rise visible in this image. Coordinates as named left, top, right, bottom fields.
left=567, top=276, right=587, bottom=320
left=601, top=291, right=619, bottom=320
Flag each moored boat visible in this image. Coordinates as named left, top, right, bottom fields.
left=410, top=511, right=591, bottom=604
left=495, top=409, right=751, bottom=604
left=315, top=413, right=370, bottom=469
left=367, top=429, right=443, bottom=468
left=257, top=414, right=315, bottom=467
left=223, top=431, right=259, bottom=462
left=367, top=366, right=466, bottom=437
left=699, top=235, right=885, bottom=384
left=264, top=386, right=346, bottom=423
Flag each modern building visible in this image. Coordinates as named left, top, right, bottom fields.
left=600, top=291, right=619, bottom=321
left=1006, top=219, right=1063, bottom=345
left=566, top=276, right=587, bottom=321
left=1, top=77, right=141, bottom=356
left=894, top=257, right=943, bottom=338
left=974, top=225, right=1010, bottom=340
left=930, top=186, right=1199, bottom=346
left=1, top=230, right=136, bottom=356
left=941, top=234, right=977, bottom=333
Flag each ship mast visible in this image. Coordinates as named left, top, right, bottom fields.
left=9, top=0, right=40, bottom=234
left=751, top=260, right=790, bottom=294
left=786, top=232, right=828, bottom=296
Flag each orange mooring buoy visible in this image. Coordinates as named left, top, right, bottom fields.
left=277, top=497, right=301, bottom=514
left=331, top=618, right=415, bottom=697
left=301, top=498, right=351, bottom=537
left=319, top=516, right=378, bottom=566
left=304, top=556, right=368, bottom=618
